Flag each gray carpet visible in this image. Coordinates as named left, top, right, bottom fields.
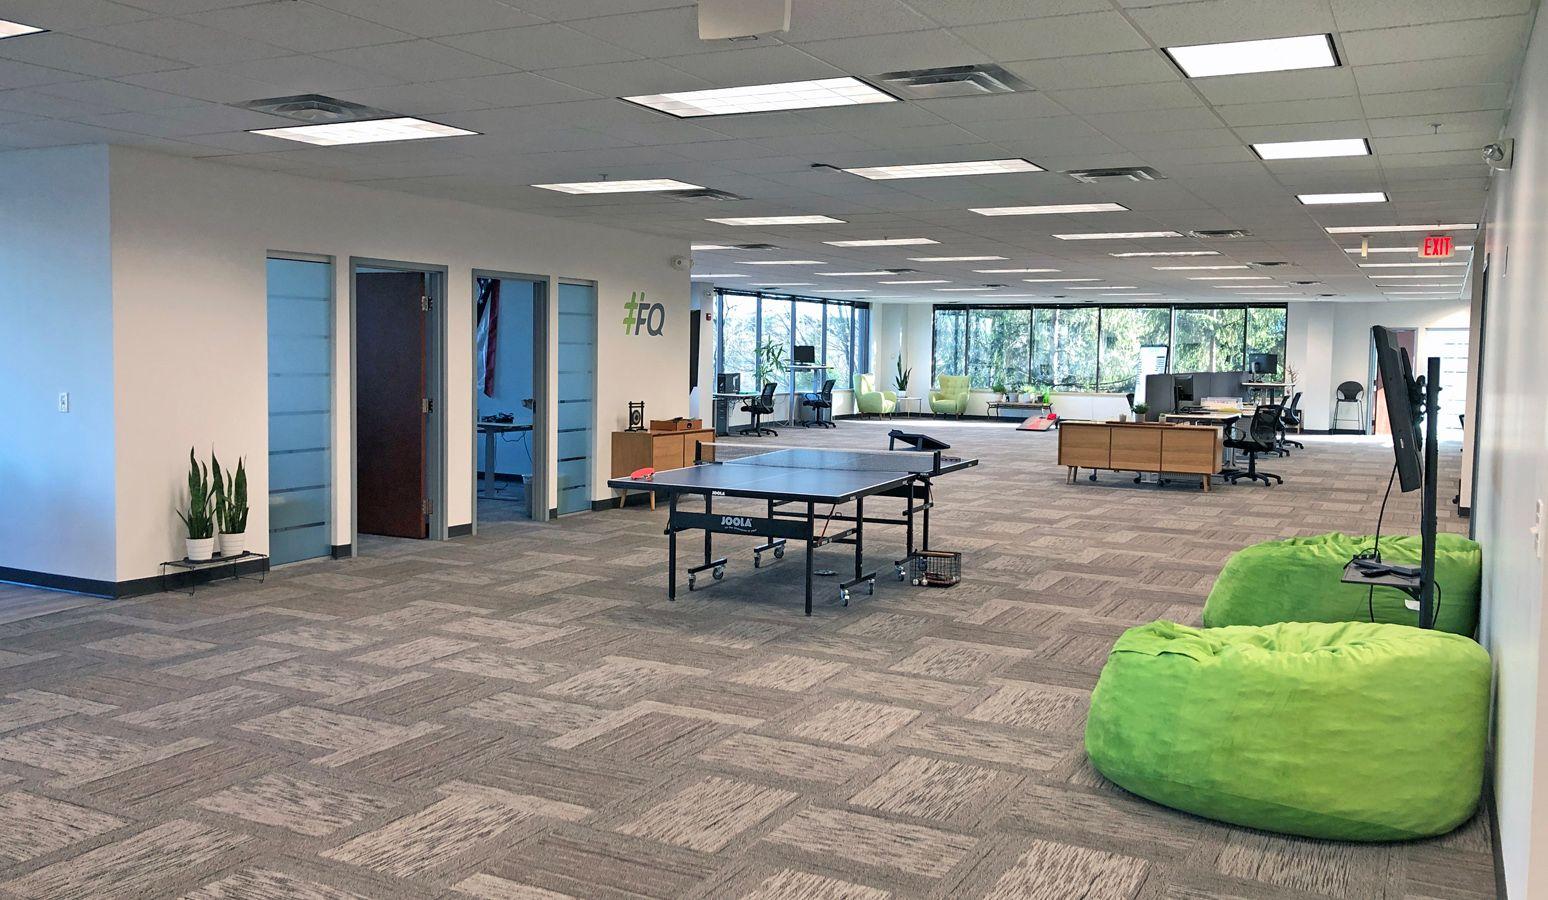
left=0, top=420, right=1494, bottom=899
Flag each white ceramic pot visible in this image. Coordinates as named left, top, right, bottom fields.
left=186, top=537, right=215, bottom=562
left=218, top=532, right=246, bottom=558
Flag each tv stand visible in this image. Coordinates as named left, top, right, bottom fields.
left=1340, top=560, right=1423, bottom=612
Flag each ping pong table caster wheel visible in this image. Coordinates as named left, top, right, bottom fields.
left=895, top=565, right=907, bottom=581
left=773, top=546, right=785, bottom=560
left=865, top=581, right=875, bottom=596
left=839, top=589, right=850, bottom=607
left=713, top=566, right=724, bottom=581
left=687, top=573, right=697, bottom=591
left=912, top=578, right=924, bottom=586
left=753, top=553, right=763, bottom=569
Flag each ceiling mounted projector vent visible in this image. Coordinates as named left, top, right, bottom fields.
left=870, top=64, right=1030, bottom=100
left=1190, top=228, right=1253, bottom=239
left=233, top=93, right=387, bottom=122
left=1065, top=166, right=1165, bottom=184
left=666, top=188, right=746, bottom=202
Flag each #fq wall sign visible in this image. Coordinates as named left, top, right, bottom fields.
left=623, top=291, right=666, bottom=336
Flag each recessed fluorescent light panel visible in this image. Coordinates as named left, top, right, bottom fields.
left=824, top=238, right=938, bottom=247
left=1153, top=265, right=1250, bottom=270
left=1111, top=250, right=1220, bottom=257
left=1251, top=138, right=1370, bottom=160
left=975, top=268, right=1060, bottom=274
left=743, top=260, right=825, bottom=265
left=1189, top=276, right=1271, bottom=281
left=1298, top=191, right=1388, bottom=205
left=1358, top=262, right=1467, bottom=268
left=1345, top=246, right=1473, bottom=254
left=827, top=271, right=893, bottom=276
left=753, top=283, right=812, bottom=286
left=1165, top=33, right=1337, bottom=78
left=879, top=279, right=948, bottom=284
left=970, top=202, right=1128, bottom=216
left=691, top=243, right=733, bottom=250
left=1369, top=274, right=1465, bottom=280
left=693, top=274, right=746, bottom=278
left=1326, top=224, right=1477, bottom=234
left=0, top=18, right=46, bottom=38
left=250, top=117, right=478, bottom=146
left=1068, top=286, right=1135, bottom=290
left=624, top=77, right=896, bottom=118
left=1054, top=231, right=1182, bottom=241
left=908, top=256, right=1007, bottom=262
left=1025, top=278, right=1100, bottom=283
left=531, top=178, right=703, bottom=194
left=842, top=158, right=1043, bottom=179
left=706, top=215, right=845, bottom=226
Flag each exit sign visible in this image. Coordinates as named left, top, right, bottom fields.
left=1421, top=234, right=1455, bottom=258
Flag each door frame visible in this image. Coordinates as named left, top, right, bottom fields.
left=349, top=257, right=449, bottom=549
left=556, top=278, right=599, bottom=517
left=471, top=270, right=552, bottom=533
left=266, top=250, right=336, bottom=564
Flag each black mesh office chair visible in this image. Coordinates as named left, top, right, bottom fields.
left=1224, top=404, right=1283, bottom=486
left=1333, top=381, right=1364, bottom=432
left=1278, top=391, right=1305, bottom=452
left=799, top=378, right=836, bottom=428
left=739, top=382, right=779, bottom=436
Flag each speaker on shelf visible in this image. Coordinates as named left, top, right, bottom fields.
left=627, top=401, right=646, bottom=432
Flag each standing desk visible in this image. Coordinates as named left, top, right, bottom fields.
left=477, top=421, right=534, bottom=516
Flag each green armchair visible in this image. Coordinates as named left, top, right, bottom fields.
left=853, top=373, right=896, bottom=416
left=930, top=375, right=969, bottom=417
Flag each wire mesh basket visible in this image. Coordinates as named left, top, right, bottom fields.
left=908, top=550, right=962, bottom=588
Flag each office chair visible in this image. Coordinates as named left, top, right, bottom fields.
left=739, top=382, right=779, bottom=436
left=1333, top=381, right=1365, bottom=432
left=1278, top=391, right=1305, bottom=452
left=1224, top=405, right=1283, bottom=486
left=799, top=378, right=836, bottom=428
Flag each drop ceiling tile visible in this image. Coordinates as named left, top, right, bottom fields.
left=1360, top=84, right=1510, bottom=119
left=0, top=87, right=120, bottom=118
left=1329, top=0, right=1535, bottom=31
left=336, top=81, right=504, bottom=115
left=320, top=39, right=515, bottom=82
left=1000, top=50, right=1179, bottom=90
left=1125, top=0, right=1335, bottom=45
left=112, top=0, right=254, bottom=12
left=1352, top=54, right=1518, bottom=96
left=440, top=23, right=643, bottom=70
left=1046, top=81, right=1204, bottom=114
left=219, top=54, right=397, bottom=93
left=1230, top=119, right=1366, bottom=143
left=905, top=0, right=1110, bottom=26
left=78, top=101, right=287, bottom=136
left=909, top=91, right=1068, bottom=123
left=76, top=18, right=289, bottom=66
left=0, top=33, right=181, bottom=77
left=1340, top=16, right=1531, bottom=66
left=428, top=70, right=600, bottom=107
left=504, top=0, right=689, bottom=20
left=119, top=65, right=288, bottom=103
left=565, top=7, right=744, bottom=58
left=1191, top=67, right=1358, bottom=106
left=186, top=2, right=412, bottom=53
left=0, top=57, right=86, bottom=89
left=308, top=0, right=546, bottom=37
left=796, top=28, right=986, bottom=72
left=1367, top=110, right=1506, bottom=137
left=0, top=0, right=150, bottom=29
left=661, top=44, right=847, bottom=84
left=1216, top=95, right=1365, bottom=127
left=1370, top=130, right=1500, bottom=156
left=535, top=59, right=711, bottom=96
left=952, top=12, right=1149, bottom=60
left=1084, top=107, right=1224, bottom=134
left=31, top=76, right=195, bottom=112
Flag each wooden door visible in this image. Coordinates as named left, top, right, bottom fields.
left=356, top=272, right=428, bottom=538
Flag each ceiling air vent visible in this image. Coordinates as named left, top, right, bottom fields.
left=981, top=283, right=1007, bottom=289
left=869, top=64, right=1030, bottom=100
left=1065, top=166, right=1165, bottom=184
left=665, top=188, right=746, bottom=202
left=734, top=243, right=779, bottom=250
left=1289, top=280, right=1323, bottom=286
left=884, top=268, right=918, bottom=275
left=1247, top=261, right=1291, bottom=269
left=1190, top=229, right=1253, bottom=240
left=233, top=93, right=388, bottom=122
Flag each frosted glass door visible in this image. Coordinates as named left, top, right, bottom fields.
left=267, top=258, right=333, bottom=563
left=556, top=282, right=596, bottom=515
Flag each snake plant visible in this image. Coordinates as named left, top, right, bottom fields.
left=212, top=452, right=249, bottom=535
left=176, top=447, right=215, bottom=540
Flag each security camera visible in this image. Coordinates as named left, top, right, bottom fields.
left=671, top=255, right=690, bottom=271
left=1483, top=139, right=1514, bottom=171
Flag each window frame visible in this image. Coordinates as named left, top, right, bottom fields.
left=714, top=288, right=871, bottom=393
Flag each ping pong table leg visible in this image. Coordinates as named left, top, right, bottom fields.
left=703, top=493, right=713, bottom=565
left=667, top=493, right=677, bottom=602
left=804, top=502, right=814, bottom=616
left=854, top=496, right=864, bottom=582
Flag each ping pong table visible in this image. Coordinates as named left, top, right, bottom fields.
left=606, top=442, right=977, bottom=615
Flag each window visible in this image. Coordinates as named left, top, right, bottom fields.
left=966, top=308, right=1030, bottom=390
left=933, top=308, right=966, bottom=383
left=1039, top=306, right=1098, bottom=390
left=1173, top=307, right=1246, bottom=373
left=1246, top=306, right=1288, bottom=379
left=715, top=290, right=869, bottom=396
left=1098, top=306, right=1171, bottom=393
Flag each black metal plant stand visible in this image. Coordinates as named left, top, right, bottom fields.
left=159, top=551, right=270, bottom=596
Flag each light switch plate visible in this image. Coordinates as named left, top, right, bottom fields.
left=1533, top=499, right=1544, bottom=559
left=57, top=392, right=69, bottom=413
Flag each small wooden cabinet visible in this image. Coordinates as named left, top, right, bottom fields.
left=611, top=428, right=715, bottom=507
left=1057, top=421, right=1222, bottom=491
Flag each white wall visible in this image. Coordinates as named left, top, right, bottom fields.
left=1474, top=7, right=1548, bottom=895
left=0, top=146, right=117, bottom=584
left=1285, top=299, right=1470, bottom=431
left=87, top=146, right=690, bottom=581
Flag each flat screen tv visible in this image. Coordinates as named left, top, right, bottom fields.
left=1371, top=325, right=1424, bottom=492
left=1248, top=352, right=1278, bottom=376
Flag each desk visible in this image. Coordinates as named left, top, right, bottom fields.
left=783, top=364, right=828, bottom=425
left=1057, top=421, right=1222, bottom=491
left=1244, top=381, right=1291, bottom=404
left=477, top=421, right=534, bottom=515
left=1161, top=411, right=1242, bottom=427
left=711, top=393, right=756, bottom=435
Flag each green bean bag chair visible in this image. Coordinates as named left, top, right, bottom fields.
left=1086, top=620, right=1490, bottom=841
left=1203, top=532, right=1481, bottom=636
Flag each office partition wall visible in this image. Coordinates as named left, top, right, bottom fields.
left=556, top=281, right=596, bottom=516
left=266, top=256, right=333, bottom=565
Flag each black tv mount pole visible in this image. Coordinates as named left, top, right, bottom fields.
left=1418, top=355, right=1440, bottom=630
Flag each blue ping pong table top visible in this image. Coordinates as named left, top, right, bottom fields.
left=606, top=447, right=977, bottom=504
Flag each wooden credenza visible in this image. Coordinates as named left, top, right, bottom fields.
left=611, top=428, right=715, bottom=507
left=1057, top=421, right=1222, bottom=491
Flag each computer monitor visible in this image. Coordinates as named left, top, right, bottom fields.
left=1248, top=353, right=1278, bottom=376
left=716, top=372, right=741, bottom=394
left=793, top=344, right=816, bottom=365
left=1173, top=374, right=1195, bottom=406
left=1372, top=326, right=1424, bottom=493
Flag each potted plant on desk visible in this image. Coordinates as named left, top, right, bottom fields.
left=1133, top=402, right=1150, bottom=422
left=176, top=448, right=215, bottom=562
left=991, top=380, right=1008, bottom=402
left=213, top=453, right=249, bottom=558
